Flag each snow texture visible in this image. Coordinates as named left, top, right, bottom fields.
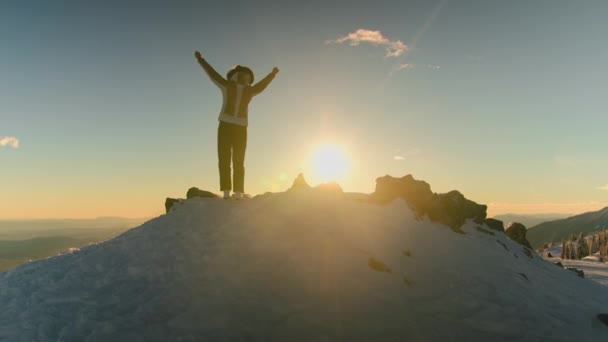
left=1, top=191, right=608, bottom=341
left=542, top=244, right=608, bottom=287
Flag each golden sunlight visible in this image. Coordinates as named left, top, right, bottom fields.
left=310, top=144, right=349, bottom=183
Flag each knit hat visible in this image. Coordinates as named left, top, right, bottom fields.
left=227, top=65, right=254, bottom=83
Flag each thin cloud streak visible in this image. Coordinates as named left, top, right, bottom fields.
left=0, top=136, right=19, bottom=148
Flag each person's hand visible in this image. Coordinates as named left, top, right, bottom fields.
left=194, top=51, right=202, bottom=61
left=272, top=67, right=279, bottom=75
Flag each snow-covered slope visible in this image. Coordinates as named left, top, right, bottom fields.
left=541, top=244, right=608, bottom=287
left=546, top=257, right=608, bottom=287
left=1, top=191, right=608, bottom=341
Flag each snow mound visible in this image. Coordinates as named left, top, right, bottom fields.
left=1, top=191, right=608, bottom=341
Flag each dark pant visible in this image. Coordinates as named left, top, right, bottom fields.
left=217, top=121, right=247, bottom=192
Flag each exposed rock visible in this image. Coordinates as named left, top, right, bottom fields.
left=186, top=187, right=218, bottom=199
left=288, top=173, right=312, bottom=191
left=166, top=187, right=216, bottom=213
left=169, top=174, right=487, bottom=234
left=547, top=252, right=553, bottom=258
left=504, top=223, right=533, bottom=249
left=427, top=190, right=487, bottom=231
left=287, top=174, right=342, bottom=195
left=554, top=261, right=564, bottom=268
left=566, top=267, right=585, bottom=278
left=370, top=175, right=487, bottom=231
left=371, top=175, right=433, bottom=213
left=597, top=314, right=608, bottom=326
left=313, top=181, right=343, bottom=194
left=484, top=218, right=505, bottom=232
left=165, top=198, right=182, bottom=213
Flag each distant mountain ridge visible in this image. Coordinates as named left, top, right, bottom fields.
left=527, top=207, right=608, bottom=248
left=0, top=217, right=149, bottom=240
left=493, top=213, right=569, bottom=228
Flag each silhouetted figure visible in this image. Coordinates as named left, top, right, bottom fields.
left=195, top=51, right=279, bottom=199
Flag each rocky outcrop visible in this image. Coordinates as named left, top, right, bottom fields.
left=288, top=173, right=311, bottom=191
left=371, top=175, right=433, bottom=213
left=567, top=267, right=585, bottom=278
left=370, top=175, right=487, bottom=232
left=313, top=181, right=343, bottom=194
left=167, top=174, right=486, bottom=233
left=287, top=174, right=342, bottom=195
left=165, top=187, right=217, bottom=213
left=505, top=223, right=532, bottom=249
left=186, top=187, right=218, bottom=199
left=597, top=314, right=608, bottom=326
left=484, top=218, right=505, bottom=232
left=165, top=198, right=182, bottom=213
left=554, top=262, right=584, bottom=278
left=427, top=190, right=487, bottom=232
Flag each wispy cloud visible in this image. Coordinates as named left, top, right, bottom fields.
left=392, top=148, right=420, bottom=161
left=396, top=63, right=414, bottom=71
left=0, top=136, right=19, bottom=148
left=598, top=185, right=608, bottom=191
left=326, top=29, right=407, bottom=58
left=426, top=64, right=441, bottom=70
left=387, top=63, right=415, bottom=77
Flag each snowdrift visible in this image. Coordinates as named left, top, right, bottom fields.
left=1, top=185, right=608, bottom=341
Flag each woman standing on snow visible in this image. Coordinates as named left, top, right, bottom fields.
left=195, top=50, right=279, bottom=199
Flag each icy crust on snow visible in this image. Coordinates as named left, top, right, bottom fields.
left=1, top=192, right=608, bottom=341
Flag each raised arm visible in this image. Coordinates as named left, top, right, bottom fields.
left=251, top=67, right=279, bottom=96
left=195, top=51, right=228, bottom=88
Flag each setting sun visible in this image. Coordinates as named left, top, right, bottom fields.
left=310, top=144, right=349, bottom=183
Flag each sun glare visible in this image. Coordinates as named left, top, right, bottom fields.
left=310, top=144, right=349, bottom=183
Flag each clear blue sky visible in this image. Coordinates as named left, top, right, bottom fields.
left=2, top=0, right=608, bottom=218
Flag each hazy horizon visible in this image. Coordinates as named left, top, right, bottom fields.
left=3, top=0, right=608, bottom=219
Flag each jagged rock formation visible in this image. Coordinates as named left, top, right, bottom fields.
left=370, top=175, right=487, bottom=232
left=288, top=173, right=312, bottom=191
left=484, top=218, right=505, bottom=232
left=505, top=223, right=533, bottom=249
left=165, top=198, right=182, bottom=213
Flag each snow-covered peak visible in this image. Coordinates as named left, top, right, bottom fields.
left=1, top=189, right=608, bottom=341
